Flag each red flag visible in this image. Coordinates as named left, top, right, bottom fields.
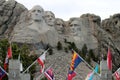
left=107, top=48, right=112, bottom=70
left=67, top=71, right=76, bottom=80
left=44, top=68, right=54, bottom=80
left=114, top=72, right=120, bottom=80
left=7, top=46, right=12, bottom=59
left=37, top=52, right=46, bottom=73
left=4, top=56, right=8, bottom=70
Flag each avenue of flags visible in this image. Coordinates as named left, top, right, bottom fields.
left=1, top=43, right=120, bottom=80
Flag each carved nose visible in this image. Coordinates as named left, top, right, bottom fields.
left=35, top=13, right=38, bottom=15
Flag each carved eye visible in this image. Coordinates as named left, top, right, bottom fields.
left=57, top=24, right=61, bottom=26
left=115, top=21, right=118, bottom=25
left=37, top=10, right=41, bottom=13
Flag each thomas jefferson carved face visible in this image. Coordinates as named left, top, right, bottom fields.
left=55, top=18, right=64, bottom=34
left=30, top=5, right=44, bottom=22
left=69, top=19, right=81, bottom=36
left=44, top=11, right=55, bottom=26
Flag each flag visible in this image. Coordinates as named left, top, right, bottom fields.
left=4, top=56, right=8, bottom=70
left=0, top=66, right=6, bottom=80
left=7, top=46, right=12, bottom=59
left=114, top=71, right=120, bottom=80
left=107, top=48, right=112, bottom=70
left=44, top=68, right=54, bottom=80
left=85, top=72, right=92, bottom=80
left=114, top=67, right=120, bottom=80
left=20, top=63, right=23, bottom=72
left=70, top=50, right=82, bottom=71
left=86, top=64, right=99, bottom=80
left=67, top=71, right=76, bottom=80
left=37, top=52, right=46, bottom=73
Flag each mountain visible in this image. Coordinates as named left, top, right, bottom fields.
left=0, top=0, right=120, bottom=79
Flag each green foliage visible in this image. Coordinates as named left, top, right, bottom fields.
left=85, top=56, right=91, bottom=64
left=48, top=48, right=53, bottom=55
left=64, top=47, right=68, bottom=53
left=0, top=39, right=9, bottom=67
left=82, top=44, right=88, bottom=54
left=88, top=49, right=99, bottom=62
left=0, top=39, right=37, bottom=80
left=65, top=41, right=78, bottom=52
left=81, top=44, right=88, bottom=58
left=88, top=49, right=95, bottom=58
left=40, top=77, right=47, bottom=80
left=57, top=41, right=62, bottom=50
left=64, top=38, right=67, bottom=43
left=103, top=53, right=107, bottom=60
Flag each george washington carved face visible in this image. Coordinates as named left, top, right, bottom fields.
left=30, top=5, right=44, bottom=22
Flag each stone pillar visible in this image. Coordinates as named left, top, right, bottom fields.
left=9, top=59, right=21, bottom=80
left=93, top=74, right=101, bottom=80
left=100, top=60, right=112, bottom=80
left=20, top=73, right=30, bottom=80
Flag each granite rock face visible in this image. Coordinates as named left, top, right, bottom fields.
left=10, top=5, right=58, bottom=47
left=99, top=14, right=120, bottom=72
left=0, top=0, right=26, bottom=37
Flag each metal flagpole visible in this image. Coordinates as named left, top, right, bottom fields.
left=22, top=48, right=49, bottom=74
left=22, top=60, right=37, bottom=74
left=112, top=67, right=120, bottom=76
left=36, top=64, right=54, bottom=80
left=0, top=66, right=9, bottom=76
left=72, top=49, right=101, bottom=77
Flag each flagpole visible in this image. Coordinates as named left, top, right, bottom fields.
left=72, top=49, right=101, bottom=77
left=112, top=67, right=120, bottom=76
left=0, top=66, right=9, bottom=76
left=22, top=48, right=49, bottom=74
left=36, top=64, right=54, bottom=80
left=22, top=60, right=37, bottom=74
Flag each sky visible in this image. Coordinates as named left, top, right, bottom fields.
left=15, top=0, right=120, bottom=21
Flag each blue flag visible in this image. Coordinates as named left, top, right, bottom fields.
left=70, top=51, right=82, bottom=71
left=0, top=66, right=6, bottom=79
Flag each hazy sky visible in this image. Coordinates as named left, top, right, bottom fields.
left=15, top=0, right=120, bottom=21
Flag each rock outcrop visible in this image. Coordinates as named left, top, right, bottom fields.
left=0, top=0, right=26, bottom=37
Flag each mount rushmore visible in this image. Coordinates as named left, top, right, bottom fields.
left=0, top=0, right=120, bottom=76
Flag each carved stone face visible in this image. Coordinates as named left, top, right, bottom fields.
left=44, top=11, right=55, bottom=26
left=69, top=19, right=81, bottom=36
left=55, top=19, right=64, bottom=34
left=30, top=5, right=44, bottom=22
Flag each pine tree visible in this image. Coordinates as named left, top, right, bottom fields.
left=81, top=44, right=87, bottom=58
left=57, top=41, right=63, bottom=50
